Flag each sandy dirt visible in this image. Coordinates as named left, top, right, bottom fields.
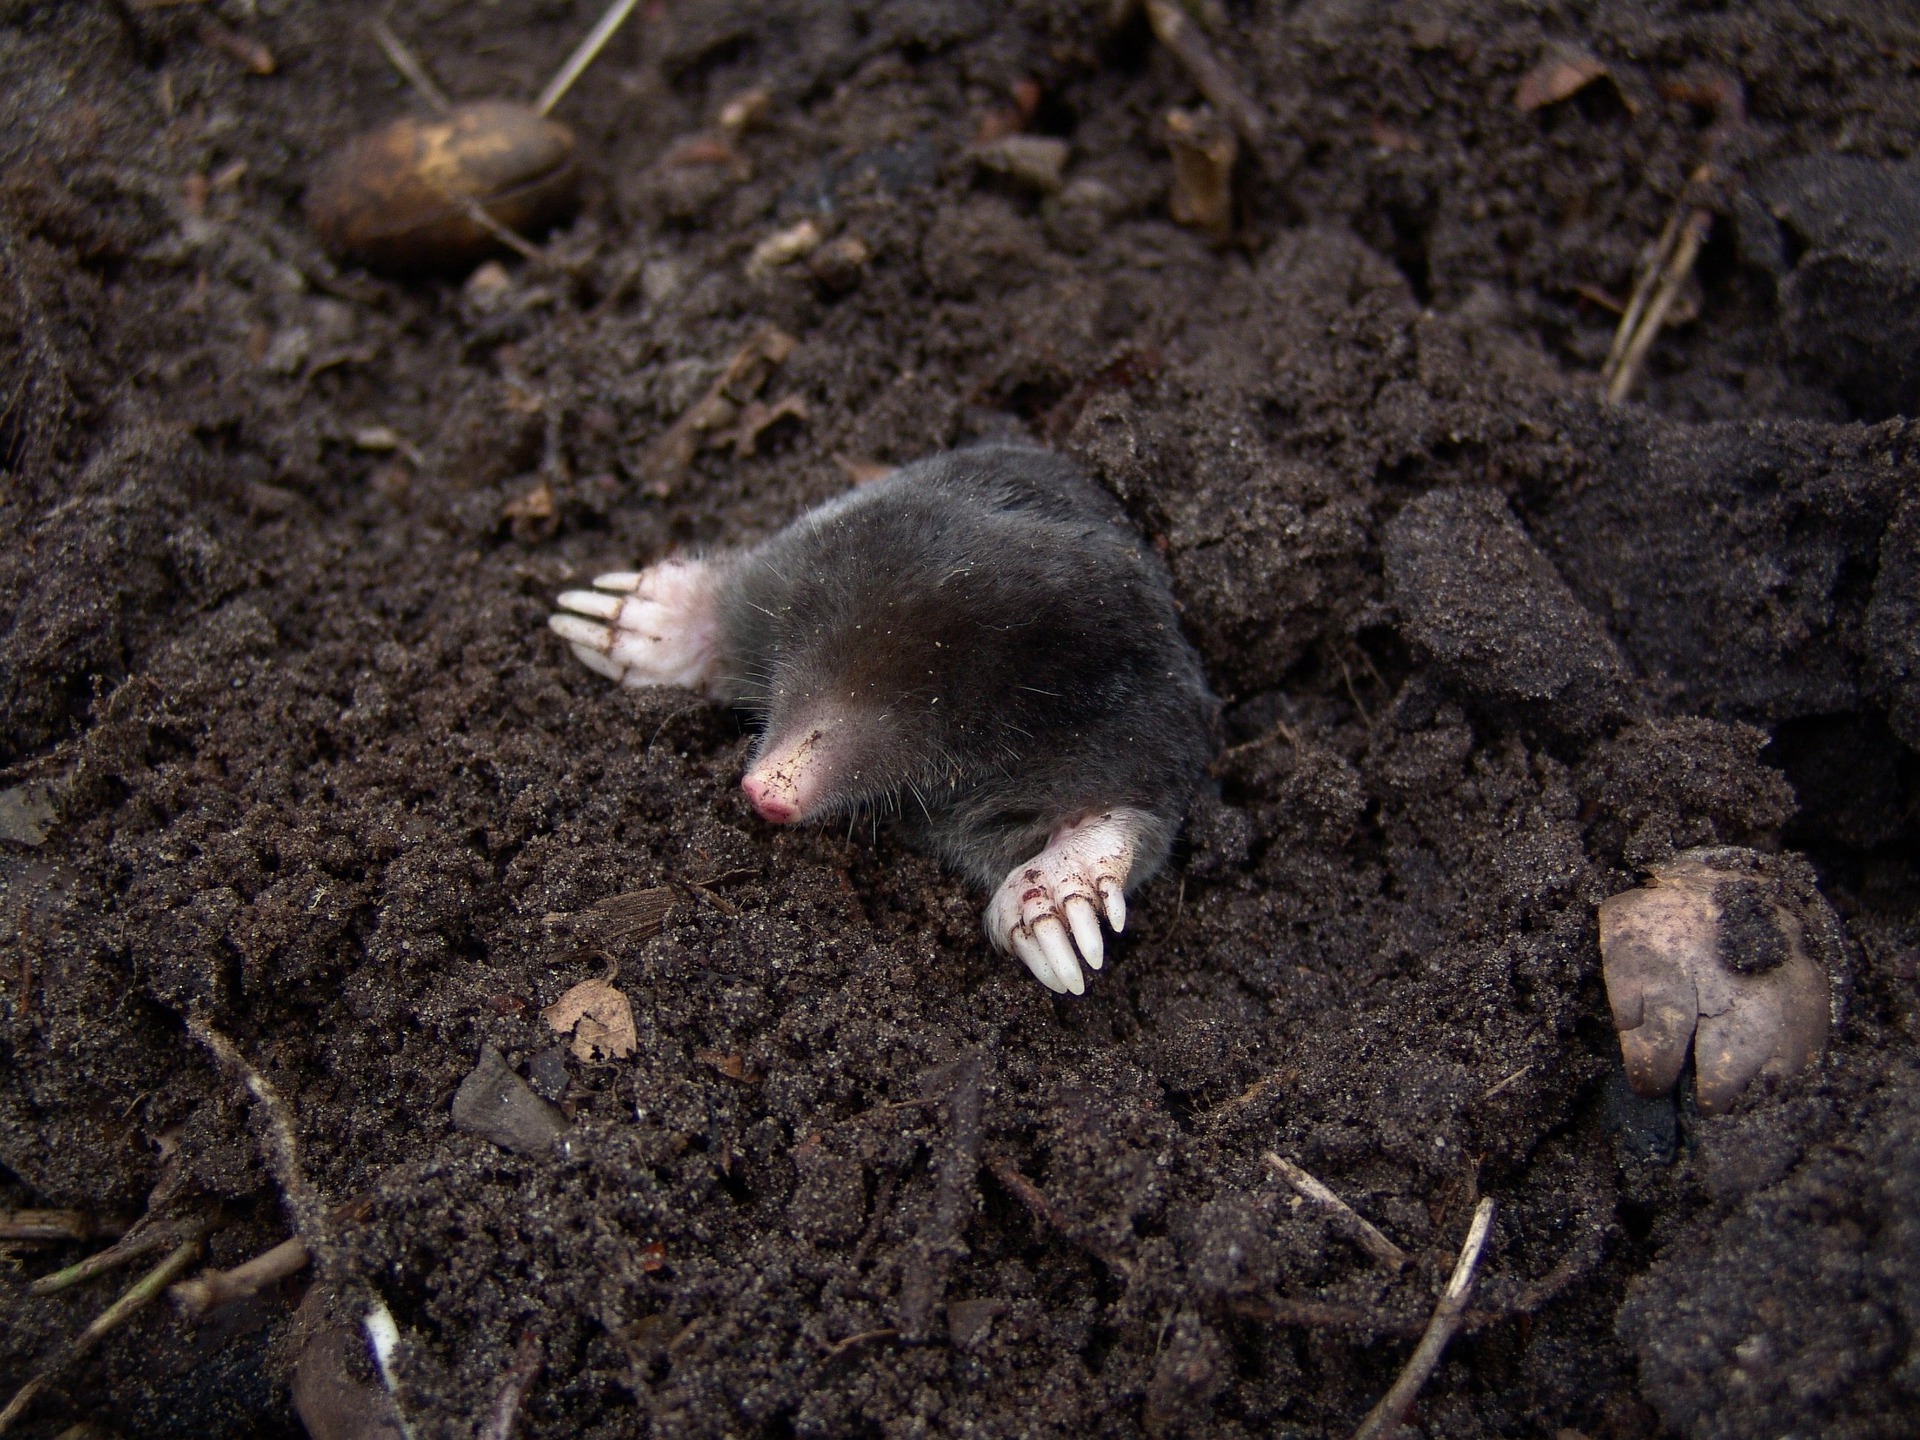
left=2, top=2, right=1917, bottom=1437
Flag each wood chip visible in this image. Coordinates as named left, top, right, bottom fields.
left=584, top=886, right=676, bottom=945
left=638, top=325, right=797, bottom=493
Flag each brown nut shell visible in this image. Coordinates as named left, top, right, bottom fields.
left=1598, top=851, right=1833, bottom=1116
left=306, top=100, right=578, bottom=272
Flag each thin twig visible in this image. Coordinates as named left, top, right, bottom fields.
left=1227, top=1297, right=1423, bottom=1336
left=479, top=1332, right=544, bottom=1440
left=1264, top=1153, right=1410, bottom=1272
left=1202, top=1066, right=1299, bottom=1124
left=185, top=1014, right=325, bottom=1247
left=535, top=0, right=643, bottom=116
left=985, top=1155, right=1137, bottom=1280
left=170, top=1235, right=310, bottom=1318
left=1603, top=201, right=1710, bottom=404
left=1479, top=1065, right=1531, bottom=1102
left=0, top=1211, right=117, bottom=1244
left=456, top=196, right=549, bottom=264
left=823, top=1326, right=899, bottom=1357
left=1351, top=1198, right=1497, bottom=1440
left=1142, top=0, right=1269, bottom=153
left=0, top=1236, right=205, bottom=1434
left=30, top=1215, right=211, bottom=1296
left=370, top=19, right=451, bottom=112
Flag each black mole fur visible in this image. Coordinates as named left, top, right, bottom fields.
left=710, top=446, right=1218, bottom=889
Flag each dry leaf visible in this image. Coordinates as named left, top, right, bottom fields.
left=1515, top=47, right=1609, bottom=112
left=695, top=1049, right=760, bottom=1083
left=543, top=978, right=637, bottom=1062
left=503, top=479, right=556, bottom=541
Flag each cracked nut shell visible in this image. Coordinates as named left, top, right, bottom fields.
left=306, top=100, right=578, bottom=272
left=1598, top=848, right=1835, bottom=1115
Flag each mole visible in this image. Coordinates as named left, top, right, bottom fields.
left=548, top=446, right=1217, bottom=994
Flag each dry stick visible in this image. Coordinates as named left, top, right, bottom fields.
left=985, top=1155, right=1138, bottom=1281
left=30, top=1215, right=210, bottom=1297
left=1351, top=1197, right=1498, bottom=1440
left=370, top=18, right=451, bottom=113
left=1264, top=1153, right=1410, bottom=1272
left=184, top=1014, right=326, bottom=1248
left=170, top=1235, right=310, bottom=1319
left=478, top=1332, right=544, bottom=1440
left=1203, top=1065, right=1299, bottom=1124
left=0, top=1211, right=112, bottom=1244
left=823, top=1327, right=899, bottom=1357
left=1228, top=1297, right=1424, bottom=1337
left=1142, top=0, right=1270, bottom=152
left=534, top=0, right=644, bottom=116
left=898, top=1055, right=985, bottom=1340
left=0, top=1235, right=205, bottom=1434
left=1604, top=201, right=1711, bottom=405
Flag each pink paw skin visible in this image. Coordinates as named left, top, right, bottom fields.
left=984, top=810, right=1147, bottom=995
left=548, top=558, right=725, bottom=696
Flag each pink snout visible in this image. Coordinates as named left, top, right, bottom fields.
left=741, top=771, right=800, bottom=824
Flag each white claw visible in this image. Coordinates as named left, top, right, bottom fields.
left=557, top=588, right=624, bottom=619
left=571, top=643, right=624, bottom=681
left=1011, top=931, right=1066, bottom=993
left=983, top=810, right=1151, bottom=995
left=549, top=612, right=611, bottom=651
left=1034, top=916, right=1085, bottom=996
left=1064, top=895, right=1105, bottom=971
left=549, top=557, right=723, bottom=693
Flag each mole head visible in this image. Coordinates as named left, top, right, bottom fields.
left=739, top=699, right=909, bottom=826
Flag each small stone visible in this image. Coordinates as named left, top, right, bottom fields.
left=451, top=1044, right=570, bottom=1157
left=971, top=134, right=1070, bottom=194
left=807, top=235, right=871, bottom=293
left=463, top=259, right=513, bottom=311
left=718, top=87, right=772, bottom=134
left=746, top=219, right=822, bottom=277
left=526, top=1045, right=571, bottom=1102
left=0, top=783, right=61, bottom=846
left=946, top=1298, right=1005, bottom=1349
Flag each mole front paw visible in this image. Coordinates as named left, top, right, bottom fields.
left=986, top=810, right=1146, bottom=995
left=549, top=558, right=722, bottom=694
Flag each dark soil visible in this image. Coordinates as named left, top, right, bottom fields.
left=3, top=3, right=1918, bottom=1437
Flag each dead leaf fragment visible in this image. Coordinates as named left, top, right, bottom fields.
left=1515, top=46, right=1609, bottom=112
left=695, top=1049, right=760, bottom=1083
left=544, top=978, right=638, bottom=1061
left=638, top=325, right=798, bottom=493
left=502, top=479, right=556, bottom=541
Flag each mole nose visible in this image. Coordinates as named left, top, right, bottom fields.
left=742, top=772, right=799, bottom=824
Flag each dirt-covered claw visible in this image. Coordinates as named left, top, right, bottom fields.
left=548, top=557, right=723, bottom=694
left=985, top=809, right=1151, bottom=994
